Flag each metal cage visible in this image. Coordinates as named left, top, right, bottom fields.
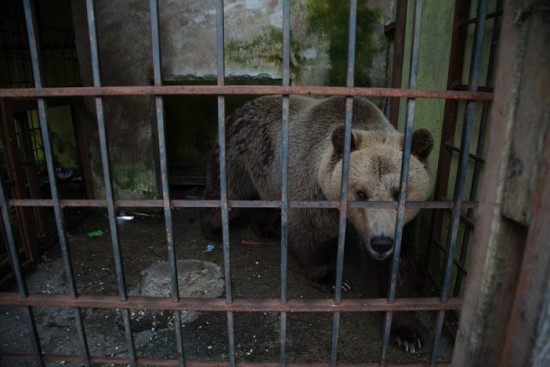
left=0, top=0, right=500, bottom=366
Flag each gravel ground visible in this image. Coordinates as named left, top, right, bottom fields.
left=0, top=204, right=453, bottom=366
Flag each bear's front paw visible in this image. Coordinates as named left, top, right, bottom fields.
left=331, top=279, right=352, bottom=293
left=309, top=278, right=352, bottom=293
left=391, top=326, right=422, bottom=354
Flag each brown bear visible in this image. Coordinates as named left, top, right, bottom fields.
left=200, top=95, right=434, bottom=352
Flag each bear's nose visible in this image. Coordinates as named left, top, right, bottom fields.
left=370, top=236, right=393, bottom=256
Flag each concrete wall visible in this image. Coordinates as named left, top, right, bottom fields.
left=72, top=0, right=158, bottom=199
left=71, top=0, right=393, bottom=198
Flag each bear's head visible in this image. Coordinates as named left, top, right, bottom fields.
left=319, top=125, right=434, bottom=261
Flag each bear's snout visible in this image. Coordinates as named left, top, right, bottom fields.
left=370, top=236, right=393, bottom=260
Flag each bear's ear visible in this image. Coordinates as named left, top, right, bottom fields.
left=331, top=124, right=359, bottom=157
left=411, top=128, right=434, bottom=161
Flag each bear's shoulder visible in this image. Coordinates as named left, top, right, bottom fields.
left=290, top=96, right=393, bottom=133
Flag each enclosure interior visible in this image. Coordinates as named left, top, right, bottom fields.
left=0, top=0, right=500, bottom=366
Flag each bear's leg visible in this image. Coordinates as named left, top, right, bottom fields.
left=251, top=209, right=280, bottom=239
left=377, top=224, right=423, bottom=354
left=200, top=149, right=225, bottom=241
left=288, top=222, right=350, bottom=293
left=200, top=147, right=259, bottom=242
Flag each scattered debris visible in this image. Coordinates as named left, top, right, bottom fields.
left=87, top=229, right=104, bottom=237
left=204, top=244, right=215, bottom=252
left=240, top=240, right=264, bottom=245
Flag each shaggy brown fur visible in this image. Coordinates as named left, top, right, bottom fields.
left=200, top=96, right=434, bottom=352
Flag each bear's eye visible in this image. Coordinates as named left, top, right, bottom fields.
left=356, top=191, right=368, bottom=201
left=392, top=190, right=400, bottom=201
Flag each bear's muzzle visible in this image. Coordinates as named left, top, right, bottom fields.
left=369, top=236, right=393, bottom=260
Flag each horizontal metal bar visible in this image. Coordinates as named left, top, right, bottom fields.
left=0, top=353, right=451, bottom=367
left=431, top=238, right=469, bottom=276
left=451, top=83, right=494, bottom=93
left=458, top=9, right=502, bottom=27
left=383, top=21, right=396, bottom=34
left=0, top=293, right=461, bottom=312
left=7, top=198, right=479, bottom=209
left=444, top=143, right=485, bottom=163
left=460, top=213, right=476, bottom=228
left=0, top=85, right=494, bottom=100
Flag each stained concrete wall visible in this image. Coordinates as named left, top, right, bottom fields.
left=70, top=0, right=393, bottom=198
left=159, top=0, right=392, bottom=85
left=71, top=0, right=158, bottom=199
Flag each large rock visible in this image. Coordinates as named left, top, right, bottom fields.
left=129, top=259, right=225, bottom=330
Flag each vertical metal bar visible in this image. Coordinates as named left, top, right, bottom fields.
left=330, top=1, right=357, bottom=366
left=148, top=0, right=179, bottom=303
left=216, top=0, right=231, bottom=305
left=424, top=0, right=471, bottom=295
left=215, top=1, right=235, bottom=366
left=23, top=306, right=45, bottom=366
left=0, top=165, right=44, bottom=365
left=23, top=1, right=90, bottom=365
left=380, top=0, right=423, bottom=365
left=84, top=1, right=136, bottom=364
left=73, top=308, right=91, bottom=366
left=120, top=308, right=138, bottom=364
left=453, top=0, right=502, bottom=297
left=0, top=179, right=28, bottom=299
left=279, top=0, right=290, bottom=365
left=280, top=0, right=290, bottom=308
left=23, top=0, right=78, bottom=297
left=389, top=0, right=408, bottom=127
left=430, top=0, right=488, bottom=365
left=149, top=0, right=185, bottom=365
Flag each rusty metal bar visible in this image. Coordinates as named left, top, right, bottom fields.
left=0, top=22, right=38, bottom=270
left=23, top=0, right=77, bottom=299
left=23, top=1, right=90, bottom=366
left=0, top=145, right=43, bottom=366
left=331, top=1, right=358, bottom=365
left=452, top=0, right=503, bottom=300
left=85, top=0, right=129, bottom=303
left=215, top=2, right=236, bottom=366
left=0, top=171, right=28, bottom=299
left=430, top=0, right=489, bottom=365
left=0, top=85, right=494, bottom=100
left=85, top=1, right=136, bottom=364
left=424, top=0, right=471, bottom=297
left=0, top=292, right=462, bottom=312
left=15, top=113, right=48, bottom=239
left=8, top=198, right=478, bottom=210
left=86, top=0, right=136, bottom=366
left=444, top=143, right=485, bottom=163
left=381, top=0, right=423, bottom=364
left=149, top=0, right=179, bottom=303
left=0, top=353, right=451, bottom=367
left=149, top=0, right=185, bottom=365
left=73, top=308, right=91, bottom=366
left=279, top=0, right=291, bottom=366
left=457, top=9, right=502, bottom=27
left=389, top=0, right=408, bottom=126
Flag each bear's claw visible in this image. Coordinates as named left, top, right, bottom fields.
left=331, top=279, right=352, bottom=292
left=392, top=327, right=422, bottom=354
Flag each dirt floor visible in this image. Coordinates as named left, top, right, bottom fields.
left=0, top=192, right=453, bottom=366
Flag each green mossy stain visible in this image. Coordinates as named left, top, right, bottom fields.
left=307, top=0, right=380, bottom=86
left=227, top=27, right=303, bottom=76
left=92, top=163, right=157, bottom=200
